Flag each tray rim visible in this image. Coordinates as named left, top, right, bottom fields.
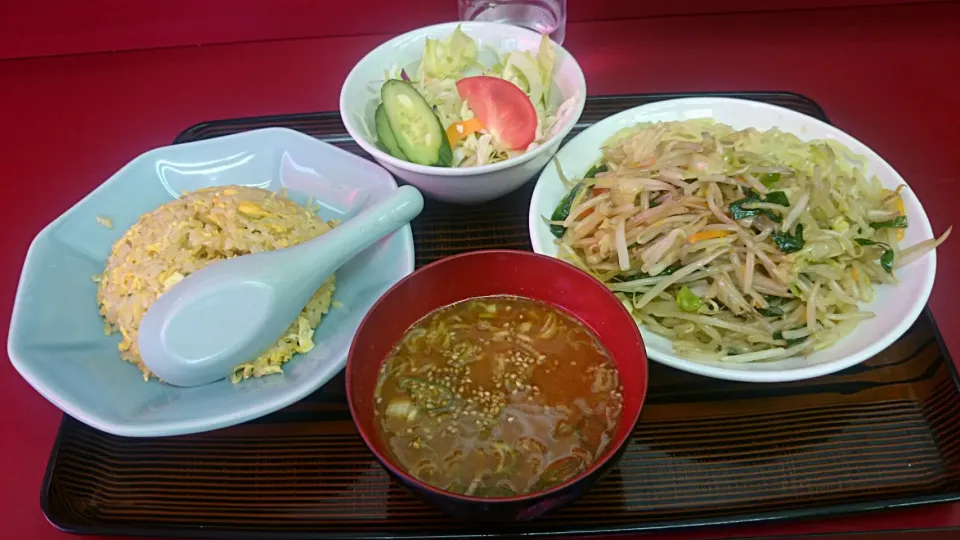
left=171, top=90, right=829, bottom=145
left=40, top=90, right=960, bottom=539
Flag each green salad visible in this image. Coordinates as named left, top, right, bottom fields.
left=372, top=26, right=577, bottom=168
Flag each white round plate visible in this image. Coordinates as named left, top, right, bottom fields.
left=529, top=97, right=938, bottom=383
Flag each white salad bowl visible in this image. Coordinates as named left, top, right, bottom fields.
left=529, top=97, right=940, bottom=383
left=340, top=21, right=586, bottom=205
left=8, top=127, right=415, bottom=436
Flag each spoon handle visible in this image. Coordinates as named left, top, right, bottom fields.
left=277, top=185, right=424, bottom=282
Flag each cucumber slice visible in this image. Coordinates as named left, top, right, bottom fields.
left=380, top=80, right=452, bottom=167
left=375, top=104, right=407, bottom=160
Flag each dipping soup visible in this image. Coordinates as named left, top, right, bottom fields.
left=375, top=295, right=624, bottom=497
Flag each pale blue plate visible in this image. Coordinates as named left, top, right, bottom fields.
left=7, top=127, right=415, bottom=437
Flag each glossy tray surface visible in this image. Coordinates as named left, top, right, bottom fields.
left=41, top=92, right=960, bottom=538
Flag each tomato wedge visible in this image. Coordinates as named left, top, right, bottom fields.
left=455, top=76, right=537, bottom=151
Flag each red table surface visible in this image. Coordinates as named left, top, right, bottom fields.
left=2, top=3, right=959, bottom=539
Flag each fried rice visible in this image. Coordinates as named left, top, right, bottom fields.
left=97, top=185, right=337, bottom=383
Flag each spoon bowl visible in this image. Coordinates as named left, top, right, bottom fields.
left=139, top=185, right=425, bottom=387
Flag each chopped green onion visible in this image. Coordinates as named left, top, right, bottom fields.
left=758, top=172, right=781, bottom=187
left=676, top=285, right=702, bottom=312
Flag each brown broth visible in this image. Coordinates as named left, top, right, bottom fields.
left=374, top=295, right=624, bottom=497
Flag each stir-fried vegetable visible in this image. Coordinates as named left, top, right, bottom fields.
left=550, top=184, right=585, bottom=238
left=759, top=172, right=782, bottom=187
left=855, top=238, right=895, bottom=273
left=729, top=190, right=790, bottom=222
left=549, top=119, right=952, bottom=363
left=871, top=215, right=908, bottom=230
left=756, top=295, right=787, bottom=318
left=676, top=285, right=702, bottom=312
left=772, top=224, right=805, bottom=253
left=584, top=163, right=608, bottom=179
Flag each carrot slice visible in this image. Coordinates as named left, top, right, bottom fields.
left=687, top=230, right=731, bottom=244
left=883, top=187, right=907, bottom=241
left=895, top=195, right=906, bottom=241
left=445, top=118, right=485, bottom=147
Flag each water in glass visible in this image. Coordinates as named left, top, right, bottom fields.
left=458, top=0, right=567, bottom=44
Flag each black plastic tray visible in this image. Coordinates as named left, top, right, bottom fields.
left=41, top=92, right=960, bottom=539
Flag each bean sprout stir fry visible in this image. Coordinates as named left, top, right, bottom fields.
left=548, top=120, right=951, bottom=363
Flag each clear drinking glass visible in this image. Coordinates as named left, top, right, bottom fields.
left=458, top=0, right=567, bottom=44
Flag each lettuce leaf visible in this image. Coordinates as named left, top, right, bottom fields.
left=499, top=34, right=556, bottom=108
left=537, top=34, right=556, bottom=104
left=422, top=25, right=479, bottom=79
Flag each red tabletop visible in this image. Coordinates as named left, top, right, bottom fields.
left=2, top=3, right=960, bottom=538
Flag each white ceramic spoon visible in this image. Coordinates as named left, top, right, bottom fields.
left=138, top=185, right=424, bottom=387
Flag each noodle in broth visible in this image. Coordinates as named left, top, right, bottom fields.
left=375, top=296, right=623, bottom=497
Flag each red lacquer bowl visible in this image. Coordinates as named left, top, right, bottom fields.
left=346, top=250, right=648, bottom=522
